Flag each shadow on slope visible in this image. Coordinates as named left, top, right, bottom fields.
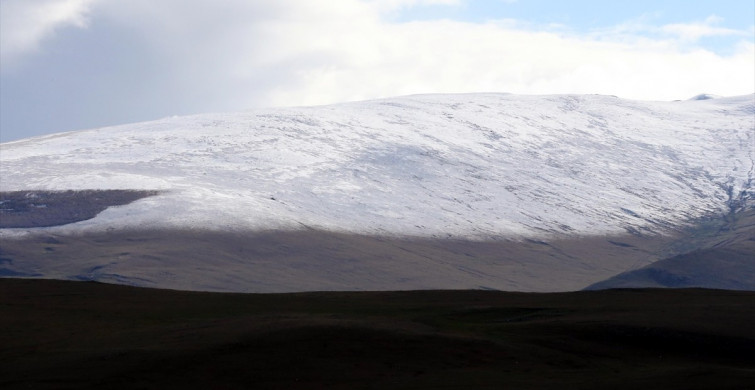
left=0, top=190, right=158, bottom=228
left=0, top=227, right=674, bottom=292
left=586, top=208, right=755, bottom=290
left=1, top=279, right=753, bottom=390
left=2, top=191, right=751, bottom=292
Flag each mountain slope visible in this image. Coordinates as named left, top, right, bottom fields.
left=1, top=93, right=753, bottom=292
left=2, top=93, right=752, bottom=238
left=3, top=279, right=754, bottom=389
left=586, top=208, right=755, bottom=290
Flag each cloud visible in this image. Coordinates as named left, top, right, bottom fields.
left=597, top=14, right=752, bottom=46
left=661, top=15, right=750, bottom=42
left=0, top=0, right=96, bottom=68
left=370, top=0, right=463, bottom=12
left=256, top=16, right=753, bottom=105
left=1, top=0, right=753, bottom=141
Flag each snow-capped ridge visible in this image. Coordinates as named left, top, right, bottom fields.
left=1, top=93, right=753, bottom=240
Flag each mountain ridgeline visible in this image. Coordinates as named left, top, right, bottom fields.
left=0, top=93, right=753, bottom=292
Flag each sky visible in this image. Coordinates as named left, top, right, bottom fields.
left=1, top=0, right=753, bottom=143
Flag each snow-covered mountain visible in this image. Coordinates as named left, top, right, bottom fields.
left=1, top=93, right=753, bottom=292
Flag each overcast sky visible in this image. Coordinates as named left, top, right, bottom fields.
left=1, top=0, right=753, bottom=142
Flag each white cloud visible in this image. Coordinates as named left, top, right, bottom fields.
left=0, top=0, right=96, bottom=68
left=2, top=0, right=753, bottom=121
left=255, top=16, right=754, bottom=105
left=661, top=15, right=749, bottom=42
left=591, top=14, right=752, bottom=48
left=369, top=0, right=463, bottom=12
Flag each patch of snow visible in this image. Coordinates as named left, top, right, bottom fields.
left=688, top=93, right=723, bottom=100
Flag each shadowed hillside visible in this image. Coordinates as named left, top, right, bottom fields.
left=0, top=226, right=675, bottom=292
left=587, top=208, right=755, bottom=290
left=1, top=279, right=753, bottom=389
left=0, top=190, right=158, bottom=228
left=1, top=191, right=752, bottom=291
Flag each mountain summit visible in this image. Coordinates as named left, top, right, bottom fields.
left=1, top=93, right=753, bottom=292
